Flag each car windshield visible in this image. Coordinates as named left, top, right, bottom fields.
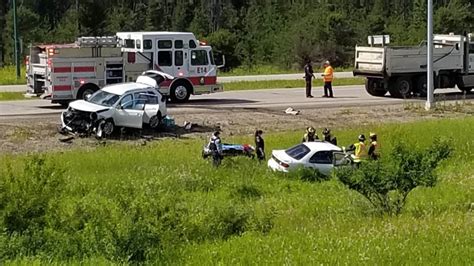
left=285, top=144, right=311, bottom=160
left=88, top=90, right=120, bottom=107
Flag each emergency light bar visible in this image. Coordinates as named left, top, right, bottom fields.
left=76, top=36, right=119, bottom=48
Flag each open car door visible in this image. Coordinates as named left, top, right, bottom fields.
left=333, top=152, right=354, bottom=168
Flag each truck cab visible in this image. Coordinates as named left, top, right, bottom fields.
left=116, top=31, right=223, bottom=102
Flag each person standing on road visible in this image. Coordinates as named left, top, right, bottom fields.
left=255, top=129, right=265, bottom=161
left=321, top=60, right=334, bottom=98
left=304, top=59, right=315, bottom=98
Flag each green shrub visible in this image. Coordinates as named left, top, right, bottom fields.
left=335, top=139, right=452, bottom=215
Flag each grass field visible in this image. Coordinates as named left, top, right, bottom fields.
left=0, top=92, right=28, bottom=101
left=0, top=78, right=364, bottom=101
left=220, top=65, right=352, bottom=76
left=1, top=117, right=473, bottom=264
left=0, top=66, right=26, bottom=85
left=224, top=78, right=364, bottom=91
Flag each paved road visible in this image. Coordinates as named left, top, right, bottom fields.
left=1, top=85, right=470, bottom=118
left=0, top=72, right=354, bottom=92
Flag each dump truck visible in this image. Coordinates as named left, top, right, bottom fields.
left=353, top=34, right=474, bottom=98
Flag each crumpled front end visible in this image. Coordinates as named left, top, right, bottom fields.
left=60, top=107, right=101, bottom=136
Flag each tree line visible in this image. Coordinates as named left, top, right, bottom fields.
left=1, top=0, right=473, bottom=70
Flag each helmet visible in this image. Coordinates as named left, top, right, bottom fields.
left=307, top=127, right=316, bottom=134
left=358, top=134, right=366, bottom=142
left=324, top=60, right=330, bottom=65
left=213, top=131, right=221, bottom=136
left=323, top=128, right=330, bottom=135
left=370, top=132, right=377, bottom=141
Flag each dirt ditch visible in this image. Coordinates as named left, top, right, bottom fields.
left=0, top=103, right=472, bottom=154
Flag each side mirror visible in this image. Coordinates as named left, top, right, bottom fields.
left=85, top=94, right=92, bottom=101
left=214, top=53, right=226, bottom=69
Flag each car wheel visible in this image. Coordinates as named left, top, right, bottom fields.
left=102, top=119, right=115, bottom=136
left=148, top=113, right=162, bottom=129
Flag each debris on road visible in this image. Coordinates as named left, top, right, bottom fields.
left=285, top=107, right=300, bottom=115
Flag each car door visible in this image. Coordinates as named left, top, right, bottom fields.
left=114, top=93, right=145, bottom=129
left=307, top=151, right=335, bottom=175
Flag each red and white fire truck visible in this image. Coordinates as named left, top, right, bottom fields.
left=26, top=32, right=224, bottom=105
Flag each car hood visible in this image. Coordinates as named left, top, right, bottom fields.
left=272, top=150, right=295, bottom=163
left=69, top=100, right=110, bottom=113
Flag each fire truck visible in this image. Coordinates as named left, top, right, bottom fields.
left=26, top=32, right=224, bottom=105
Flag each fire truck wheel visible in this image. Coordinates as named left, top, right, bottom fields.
left=78, top=84, right=99, bottom=100
left=170, top=82, right=191, bottom=103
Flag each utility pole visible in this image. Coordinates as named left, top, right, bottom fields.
left=12, top=0, right=21, bottom=79
left=425, top=0, right=434, bottom=110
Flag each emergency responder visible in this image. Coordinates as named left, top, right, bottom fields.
left=302, top=127, right=318, bottom=142
left=321, top=60, right=334, bottom=98
left=368, top=132, right=379, bottom=160
left=304, top=59, right=315, bottom=98
left=347, top=134, right=368, bottom=163
left=255, top=129, right=265, bottom=161
left=208, top=131, right=223, bottom=166
left=322, top=128, right=337, bottom=145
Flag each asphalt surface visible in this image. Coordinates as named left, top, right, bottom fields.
left=0, top=72, right=354, bottom=92
left=1, top=85, right=470, bottom=119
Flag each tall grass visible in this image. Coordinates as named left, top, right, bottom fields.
left=1, top=117, right=473, bottom=264
left=0, top=66, right=26, bottom=85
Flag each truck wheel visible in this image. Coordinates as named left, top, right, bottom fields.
left=170, top=82, right=191, bottom=103
left=389, top=77, right=412, bottom=98
left=458, top=86, right=472, bottom=93
left=415, top=76, right=428, bottom=97
left=78, top=84, right=99, bottom=100
left=365, top=78, right=387, bottom=97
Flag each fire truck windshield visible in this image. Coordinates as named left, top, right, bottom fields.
left=88, top=91, right=120, bottom=107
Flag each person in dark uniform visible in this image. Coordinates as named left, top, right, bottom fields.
left=208, top=131, right=223, bottom=166
left=368, top=132, right=379, bottom=160
left=302, top=127, right=318, bottom=142
left=322, top=128, right=337, bottom=145
left=255, top=129, right=265, bottom=161
left=304, top=59, right=315, bottom=98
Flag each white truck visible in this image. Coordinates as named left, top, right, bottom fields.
left=353, top=34, right=474, bottom=98
left=26, top=32, right=224, bottom=105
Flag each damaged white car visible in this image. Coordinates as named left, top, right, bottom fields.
left=60, top=71, right=172, bottom=137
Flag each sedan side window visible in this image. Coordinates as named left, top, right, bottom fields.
left=309, top=151, right=333, bottom=164
left=120, top=94, right=134, bottom=109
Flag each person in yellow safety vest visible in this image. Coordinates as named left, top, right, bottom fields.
left=347, top=134, right=368, bottom=163
left=321, top=60, right=334, bottom=98
left=368, top=132, right=379, bottom=160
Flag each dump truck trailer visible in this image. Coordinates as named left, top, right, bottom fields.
left=353, top=34, right=474, bottom=98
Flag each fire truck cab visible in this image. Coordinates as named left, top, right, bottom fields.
left=116, top=31, right=223, bottom=102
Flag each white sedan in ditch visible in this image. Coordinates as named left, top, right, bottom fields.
left=61, top=72, right=171, bottom=136
left=268, top=141, right=347, bottom=176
